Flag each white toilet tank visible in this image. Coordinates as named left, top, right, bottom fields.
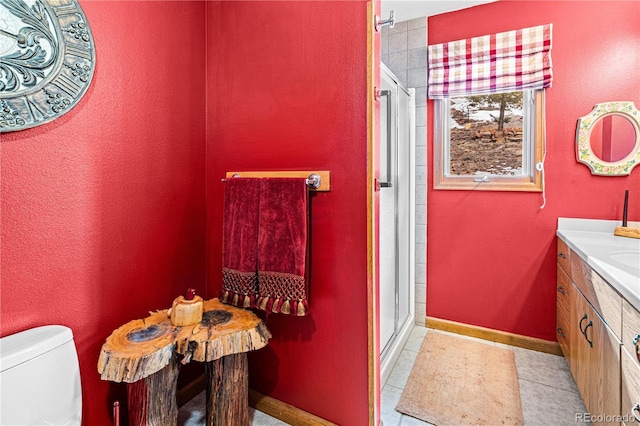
left=0, top=325, right=82, bottom=425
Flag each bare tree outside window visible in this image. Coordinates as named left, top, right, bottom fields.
left=434, top=89, right=544, bottom=192
left=449, top=91, right=525, bottom=176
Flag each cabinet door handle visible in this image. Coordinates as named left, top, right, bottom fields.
left=579, top=314, right=588, bottom=334
left=558, top=252, right=567, bottom=260
left=583, top=320, right=593, bottom=348
left=633, top=403, right=640, bottom=423
left=557, top=285, right=566, bottom=295
left=634, top=334, right=640, bottom=362
left=556, top=327, right=566, bottom=338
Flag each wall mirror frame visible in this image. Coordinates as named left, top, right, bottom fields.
left=576, top=101, right=640, bottom=176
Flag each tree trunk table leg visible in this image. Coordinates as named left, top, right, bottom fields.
left=205, top=353, right=249, bottom=425
left=127, top=355, right=181, bottom=426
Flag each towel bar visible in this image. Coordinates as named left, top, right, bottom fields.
left=222, top=171, right=331, bottom=192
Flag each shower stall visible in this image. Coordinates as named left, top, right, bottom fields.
left=379, top=63, right=416, bottom=385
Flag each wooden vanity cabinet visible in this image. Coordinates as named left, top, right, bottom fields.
left=556, top=240, right=572, bottom=365
left=621, top=348, right=640, bottom=425
left=557, top=238, right=571, bottom=277
left=621, top=300, right=640, bottom=425
left=556, top=264, right=571, bottom=359
left=556, top=239, right=622, bottom=425
left=574, top=294, right=621, bottom=425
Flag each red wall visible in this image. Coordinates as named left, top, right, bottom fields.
left=206, top=2, right=372, bottom=424
left=0, top=2, right=207, bottom=424
left=427, top=1, right=640, bottom=341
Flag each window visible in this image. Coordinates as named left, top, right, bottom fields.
left=427, top=24, right=552, bottom=192
left=434, top=90, right=545, bottom=191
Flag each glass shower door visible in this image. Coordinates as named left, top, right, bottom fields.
left=379, top=71, right=398, bottom=356
left=379, top=64, right=414, bottom=365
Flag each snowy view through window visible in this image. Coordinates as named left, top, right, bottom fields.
left=449, top=92, right=525, bottom=176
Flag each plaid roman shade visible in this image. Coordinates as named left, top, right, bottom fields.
left=427, top=24, right=553, bottom=99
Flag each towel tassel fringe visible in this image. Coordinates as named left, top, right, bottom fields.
left=258, top=297, right=268, bottom=311
left=265, top=297, right=275, bottom=313
left=271, top=298, right=280, bottom=313
left=251, top=296, right=309, bottom=316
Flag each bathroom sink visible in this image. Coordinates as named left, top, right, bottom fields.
left=557, top=218, right=640, bottom=311
left=608, top=251, right=640, bottom=269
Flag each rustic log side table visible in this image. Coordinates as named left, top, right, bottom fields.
left=98, top=298, right=271, bottom=426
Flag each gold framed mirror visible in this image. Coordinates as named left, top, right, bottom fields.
left=576, top=101, right=640, bottom=175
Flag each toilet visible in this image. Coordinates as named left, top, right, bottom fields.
left=0, top=325, right=82, bottom=425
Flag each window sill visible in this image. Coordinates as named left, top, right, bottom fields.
left=434, top=175, right=543, bottom=192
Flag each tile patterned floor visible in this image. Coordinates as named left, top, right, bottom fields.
left=179, top=326, right=589, bottom=425
left=178, top=391, right=287, bottom=426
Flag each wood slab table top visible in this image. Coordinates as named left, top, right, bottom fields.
left=98, top=298, right=271, bottom=383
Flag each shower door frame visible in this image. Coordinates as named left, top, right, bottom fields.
left=378, top=63, right=416, bottom=388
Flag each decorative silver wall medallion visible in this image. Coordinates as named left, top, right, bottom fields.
left=0, top=0, right=95, bottom=132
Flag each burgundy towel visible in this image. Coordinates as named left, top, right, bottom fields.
left=220, top=178, right=260, bottom=308
left=257, top=178, right=309, bottom=316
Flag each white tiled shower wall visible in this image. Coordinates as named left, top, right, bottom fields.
left=381, top=18, right=428, bottom=326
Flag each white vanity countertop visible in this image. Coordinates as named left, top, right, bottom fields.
left=557, top=218, right=640, bottom=311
